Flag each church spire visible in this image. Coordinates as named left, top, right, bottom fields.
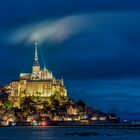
left=34, top=42, right=40, bottom=66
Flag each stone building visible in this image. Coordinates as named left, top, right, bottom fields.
left=10, top=42, right=67, bottom=98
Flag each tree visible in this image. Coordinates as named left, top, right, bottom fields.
left=43, top=101, right=50, bottom=112
left=50, top=96, right=59, bottom=107
left=0, top=92, right=9, bottom=103
left=77, top=100, right=85, bottom=109
left=3, top=100, right=13, bottom=109
left=21, top=97, right=36, bottom=114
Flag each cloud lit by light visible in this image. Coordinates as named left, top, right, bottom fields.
left=4, top=11, right=140, bottom=45
left=6, top=14, right=92, bottom=44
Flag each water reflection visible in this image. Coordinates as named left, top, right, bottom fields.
left=0, top=127, right=139, bottom=140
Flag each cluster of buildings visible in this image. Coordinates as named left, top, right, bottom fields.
left=0, top=103, right=119, bottom=126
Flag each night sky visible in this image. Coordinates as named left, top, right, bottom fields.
left=0, top=0, right=140, bottom=120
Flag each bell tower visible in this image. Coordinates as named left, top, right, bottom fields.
left=32, top=42, right=40, bottom=74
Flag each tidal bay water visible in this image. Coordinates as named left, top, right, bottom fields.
left=0, top=127, right=140, bottom=140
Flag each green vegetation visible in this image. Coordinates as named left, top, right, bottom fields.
left=3, top=100, right=13, bottom=109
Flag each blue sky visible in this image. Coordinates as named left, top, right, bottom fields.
left=0, top=0, right=140, bottom=119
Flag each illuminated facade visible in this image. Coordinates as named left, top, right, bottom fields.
left=10, top=42, right=67, bottom=97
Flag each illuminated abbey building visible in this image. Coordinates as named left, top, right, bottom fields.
left=10, top=42, right=67, bottom=98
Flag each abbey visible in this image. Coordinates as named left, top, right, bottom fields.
left=10, top=42, right=67, bottom=97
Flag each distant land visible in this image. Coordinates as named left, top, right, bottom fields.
left=0, top=42, right=120, bottom=126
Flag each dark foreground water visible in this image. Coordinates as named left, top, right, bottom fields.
left=0, top=127, right=140, bottom=140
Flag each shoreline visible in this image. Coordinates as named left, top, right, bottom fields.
left=1, top=124, right=140, bottom=129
